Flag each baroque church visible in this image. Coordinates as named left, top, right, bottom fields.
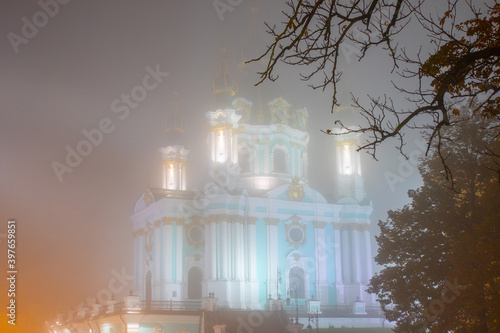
left=48, top=54, right=386, bottom=333
left=131, top=54, right=375, bottom=312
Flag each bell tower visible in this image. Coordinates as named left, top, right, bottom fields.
left=205, top=109, right=241, bottom=165
left=333, top=130, right=366, bottom=202
left=206, top=48, right=241, bottom=166
left=159, top=146, right=188, bottom=190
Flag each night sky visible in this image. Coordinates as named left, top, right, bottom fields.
left=0, top=1, right=425, bottom=331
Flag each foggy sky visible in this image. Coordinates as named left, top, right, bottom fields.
left=0, top=1, right=424, bottom=331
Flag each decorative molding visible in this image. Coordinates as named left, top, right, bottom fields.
left=232, top=98, right=252, bottom=123
left=333, top=222, right=370, bottom=231
left=133, top=229, right=144, bottom=238
left=231, top=126, right=244, bottom=134
left=313, top=221, right=327, bottom=229
left=161, top=217, right=185, bottom=225
left=145, top=221, right=154, bottom=254
left=264, top=217, right=280, bottom=226
left=186, top=218, right=205, bottom=248
left=205, top=214, right=246, bottom=224
left=247, top=216, right=258, bottom=225
left=208, top=123, right=232, bottom=132
left=143, top=187, right=152, bottom=206
left=285, top=215, right=306, bottom=249
left=287, top=178, right=304, bottom=201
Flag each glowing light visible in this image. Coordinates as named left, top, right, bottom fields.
left=167, top=164, right=175, bottom=189
left=255, top=176, right=271, bottom=190
left=216, top=130, right=226, bottom=163
left=343, top=143, right=352, bottom=175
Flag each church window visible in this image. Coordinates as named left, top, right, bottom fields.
left=238, top=148, right=250, bottom=173
left=342, top=143, right=352, bottom=175
left=285, top=215, right=306, bottom=248
left=215, top=130, right=226, bottom=163
left=289, top=226, right=305, bottom=244
left=188, top=225, right=204, bottom=246
left=167, top=163, right=175, bottom=189
left=273, top=148, right=287, bottom=173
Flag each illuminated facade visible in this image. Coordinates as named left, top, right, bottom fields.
left=49, top=58, right=383, bottom=333
left=130, top=95, right=376, bottom=313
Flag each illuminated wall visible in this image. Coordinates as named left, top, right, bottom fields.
left=129, top=98, right=375, bottom=311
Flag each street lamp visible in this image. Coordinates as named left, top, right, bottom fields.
left=285, top=288, right=299, bottom=324
left=306, top=310, right=319, bottom=333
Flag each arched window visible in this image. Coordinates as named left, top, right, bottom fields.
left=288, top=267, right=305, bottom=299
left=215, top=130, right=226, bottom=163
left=238, top=148, right=250, bottom=173
left=273, top=148, right=287, bottom=173
left=145, top=271, right=152, bottom=310
left=187, top=267, right=203, bottom=299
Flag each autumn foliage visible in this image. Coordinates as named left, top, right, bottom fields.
left=368, top=115, right=500, bottom=332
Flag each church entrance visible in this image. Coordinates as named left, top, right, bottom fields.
left=289, top=267, right=305, bottom=299
left=187, top=267, right=203, bottom=299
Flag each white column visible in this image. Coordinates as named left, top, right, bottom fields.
left=333, top=225, right=343, bottom=284
left=133, top=233, right=139, bottom=295
left=351, top=228, right=361, bottom=284
left=181, top=163, right=187, bottom=190
left=361, top=227, right=372, bottom=284
left=314, top=222, right=327, bottom=302
left=266, top=218, right=279, bottom=298
left=173, top=164, right=178, bottom=189
left=163, top=221, right=173, bottom=282
left=248, top=221, right=257, bottom=281
left=137, top=231, right=144, bottom=299
left=228, top=220, right=233, bottom=280
left=154, top=223, right=161, bottom=299
left=175, top=222, right=183, bottom=282
left=204, top=221, right=211, bottom=281
left=226, top=129, right=232, bottom=163
left=221, top=219, right=228, bottom=280
left=235, top=221, right=245, bottom=280
left=162, top=162, right=167, bottom=189
left=336, top=143, right=342, bottom=175
left=211, top=221, right=217, bottom=279
left=341, top=227, right=351, bottom=284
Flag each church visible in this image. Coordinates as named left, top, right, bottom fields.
left=48, top=56, right=385, bottom=333
left=130, top=56, right=376, bottom=313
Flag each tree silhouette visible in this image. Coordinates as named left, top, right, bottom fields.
left=368, top=113, right=500, bottom=332
left=250, top=0, right=500, bottom=175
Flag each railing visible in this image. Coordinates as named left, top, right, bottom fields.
left=61, top=300, right=384, bottom=328
left=283, top=304, right=384, bottom=318
left=141, top=300, right=202, bottom=311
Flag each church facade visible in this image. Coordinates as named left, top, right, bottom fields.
left=130, top=94, right=376, bottom=313
left=48, top=59, right=385, bottom=333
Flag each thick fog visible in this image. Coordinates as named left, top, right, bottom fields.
left=0, top=1, right=425, bottom=331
